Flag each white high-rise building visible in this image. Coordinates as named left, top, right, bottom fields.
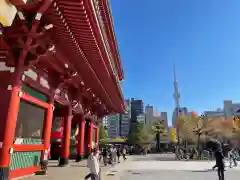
left=137, top=114, right=146, bottom=123
left=119, top=100, right=131, bottom=137
left=161, top=112, right=168, bottom=128
left=102, top=116, right=108, bottom=128
left=107, top=114, right=120, bottom=138
left=145, top=105, right=161, bottom=124
left=145, top=105, right=153, bottom=124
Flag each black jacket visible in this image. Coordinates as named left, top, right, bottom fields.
left=214, top=149, right=224, bottom=167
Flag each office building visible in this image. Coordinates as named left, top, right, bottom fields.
left=161, top=112, right=168, bottom=123
left=119, top=100, right=131, bottom=137
left=137, top=114, right=146, bottom=123
left=145, top=105, right=154, bottom=124
left=204, top=100, right=240, bottom=119
left=145, top=105, right=161, bottom=124
left=130, top=98, right=144, bottom=122
left=102, top=116, right=109, bottom=128
left=224, top=100, right=240, bottom=118
left=107, top=114, right=120, bottom=138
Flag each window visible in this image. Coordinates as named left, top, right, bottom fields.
left=15, top=100, right=45, bottom=140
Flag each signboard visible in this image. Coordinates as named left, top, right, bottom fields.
left=170, top=128, right=177, bottom=143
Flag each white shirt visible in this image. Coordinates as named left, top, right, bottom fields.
left=87, top=154, right=100, bottom=174
left=112, top=148, right=117, bottom=156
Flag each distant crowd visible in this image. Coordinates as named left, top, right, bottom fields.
left=174, top=146, right=240, bottom=162
left=174, top=146, right=240, bottom=180
left=85, top=145, right=127, bottom=180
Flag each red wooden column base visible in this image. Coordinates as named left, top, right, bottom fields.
left=59, top=106, right=72, bottom=167
left=87, top=121, right=93, bottom=155
left=95, top=124, right=99, bottom=151
left=0, top=86, right=21, bottom=180
left=40, top=98, right=54, bottom=171
left=76, top=116, right=85, bottom=162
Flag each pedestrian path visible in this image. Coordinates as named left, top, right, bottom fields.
left=122, top=160, right=240, bottom=171
left=18, top=157, right=133, bottom=180
left=18, top=160, right=108, bottom=180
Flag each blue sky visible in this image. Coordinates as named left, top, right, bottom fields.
left=110, top=0, right=240, bottom=125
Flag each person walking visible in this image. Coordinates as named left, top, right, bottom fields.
left=229, top=149, right=237, bottom=168
left=117, top=147, right=121, bottom=163
left=122, top=147, right=127, bottom=161
left=108, top=146, right=113, bottom=165
left=85, top=149, right=100, bottom=180
left=214, top=147, right=225, bottom=180
left=112, top=146, right=117, bottom=163
left=102, top=148, right=108, bottom=166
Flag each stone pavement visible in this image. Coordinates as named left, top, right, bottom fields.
left=19, top=155, right=239, bottom=180
left=118, top=154, right=240, bottom=180
left=121, top=170, right=240, bottom=180
left=18, top=157, right=132, bottom=180
left=121, top=160, right=240, bottom=171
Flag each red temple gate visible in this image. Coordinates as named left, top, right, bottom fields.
left=0, top=0, right=124, bottom=179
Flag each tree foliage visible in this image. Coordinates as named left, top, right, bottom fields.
left=127, top=121, right=155, bottom=149
left=174, top=115, right=187, bottom=143
left=152, top=120, right=167, bottom=152
left=232, top=116, right=240, bottom=147
left=127, top=121, right=143, bottom=145
left=174, top=113, right=240, bottom=149
left=99, top=123, right=108, bottom=140
left=175, top=115, right=232, bottom=145
left=137, top=123, right=155, bottom=149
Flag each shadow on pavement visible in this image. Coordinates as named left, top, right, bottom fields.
left=189, top=169, right=213, bottom=172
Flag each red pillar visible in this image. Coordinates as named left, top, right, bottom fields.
left=76, top=116, right=85, bottom=162
left=41, top=98, right=54, bottom=162
left=59, top=106, right=72, bottom=166
left=0, top=57, right=24, bottom=179
left=87, top=121, right=93, bottom=154
left=95, top=124, right=99, bottom=151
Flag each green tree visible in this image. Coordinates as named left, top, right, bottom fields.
left=174, top=115, right=187, bottom=145
left=99, top=123, right=108, bottom=140
left=127, top=121, right=143, bottom=145
left=152, top=120, right=166, bottom=152
left=184, top=115, right=223, bottom=159
left=136, top=124, right=154, bottom=150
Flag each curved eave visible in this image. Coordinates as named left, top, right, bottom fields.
left=100, top=0, right=124, bottom=81
left=45, top=1, right=124, bottom=112
left=83, top=0, right=124, bottom=112
left=43, top=2, right=116, bottom=113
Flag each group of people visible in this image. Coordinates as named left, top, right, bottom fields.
left=85, top=146, right=127, bottom=180
left=174, top=146, right=199, bottom=160
left=101, top=145, right=127, bottom=166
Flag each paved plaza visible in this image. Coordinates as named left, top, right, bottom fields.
left=108, top=154, right=240, bottom=180
left=19, top=154, right=240, bottom=180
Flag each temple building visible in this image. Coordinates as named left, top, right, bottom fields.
left=0, top=0, right=124, bottom=179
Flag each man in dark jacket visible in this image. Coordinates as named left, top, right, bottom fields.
left=214, top=148, right=225, bottom=180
